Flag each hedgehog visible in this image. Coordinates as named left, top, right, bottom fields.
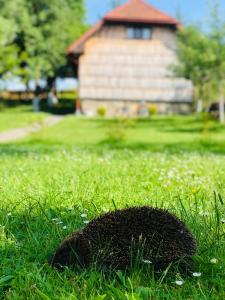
left=50, top=206, right=197, bottom=272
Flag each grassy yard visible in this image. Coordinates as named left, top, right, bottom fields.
left=0, top=106, right=48, bottom=132
left=0, top=115, right=224, bottom=299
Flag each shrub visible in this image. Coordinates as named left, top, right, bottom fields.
left=97, top=106, right=106, bottom=117
left=106, top=119, right=127, bottom=143
left=122, top=118, right=136, bottom=128
left=107, top=125, right=126, bottom=143
left=148, top=104, right=158, bottom=116
left=0, top=100, right=5, bottom=111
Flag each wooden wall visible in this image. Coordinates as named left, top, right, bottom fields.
left=95, top=25, right=177, bottom=49
left=79, top=38, right=193, bottom=104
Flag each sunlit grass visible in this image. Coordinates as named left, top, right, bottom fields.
left=0, top=115, right=224, bottom=299
left=0, top=105, right=48, bottom=132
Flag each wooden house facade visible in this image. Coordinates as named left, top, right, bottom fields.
left=68, top=0, right=193, bottom=116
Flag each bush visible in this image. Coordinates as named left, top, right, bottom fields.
left=107, top=125, right=126, bottom=143
left=97, top=106, right=106, bottom=117
left=0, top=100, right=5, bottom=112
left=148, top=104, right=158, bottom=116
left=106, top=119, right=127, bottom=143
left=122, top=118, right=136, bottom=128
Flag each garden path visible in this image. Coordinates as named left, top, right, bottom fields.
left=0, top=115, right=64, bottom=143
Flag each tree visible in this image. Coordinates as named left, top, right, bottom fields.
left=174, top=1, right=225, bottom=123
left=175, top=26, right=215, bottom=111
left=0, top=16, right=20, bottom=77
left=0, top=0, right=86, bottom=87
left=208, top=2, right=225, bottom=123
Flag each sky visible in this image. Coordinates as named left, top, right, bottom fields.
left=85, top=0, right=225, bottom=28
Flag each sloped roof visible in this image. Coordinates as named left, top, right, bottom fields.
left=67, top=21, right=103, bottom=55
left=67, top=0, right=178, bottom=55
left=104, top=0, right=178, bottom=25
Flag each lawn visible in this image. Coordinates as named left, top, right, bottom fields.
left=0, top=106, right=48, bottom=133
left=0, top=114, right=224, bottom=299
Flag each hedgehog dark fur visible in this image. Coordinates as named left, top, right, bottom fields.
left=50, top=206, right=197, bottom=272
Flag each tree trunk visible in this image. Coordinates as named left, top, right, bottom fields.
left=219, top=94, right=224, bottom=123
left=196, top=98, right=203, bottom=113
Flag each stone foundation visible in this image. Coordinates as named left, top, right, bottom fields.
left=81, top=99, right=192, bottom=117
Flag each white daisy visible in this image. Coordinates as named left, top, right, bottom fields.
left=81, top=213, right=87, bottom=218
left=210, top=258, right=218, bottom=264
left=83, top=220, right=90, bottom=224
left=142, top=259, right=152, bottom=264
left=200, top=211, right=210, bottom=217
left=192, top=272, right=202, bottom=277
left=175, top=280, right=184, bottom=286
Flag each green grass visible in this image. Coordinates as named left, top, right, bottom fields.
left=0, top=114, right=224, bottom=299
left=0, top=106, right=48, bottom=132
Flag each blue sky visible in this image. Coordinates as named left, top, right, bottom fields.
left=85, top=0, right=225, bottom=28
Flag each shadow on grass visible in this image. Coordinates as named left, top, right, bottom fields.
left=0, top=142, right=62, bottom=157
left=89, top=116, right=224, bottom=134
left=99, top=139, right=225, bottom=155
left=0, top=137, right=225, bottom=157
left=0, top=100, right=75, bottom=115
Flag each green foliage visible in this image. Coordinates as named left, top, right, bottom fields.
left=0, top=0, right=86, bottom=81
left=107, top=122, right=126, bottom=143
left=175, top=4, right=225, bottom=116
left=148, top=104, right=158, bottom=115
left=97, top=106, right=106, bottom=117
left=0, top=16, right=20, bottom=76
left=0, top=100, right=5, bottom=112
left=121, top=118, right=136, bottom=128
left=175, top=26, right=215, bottom=102
left=176, top=27, right=209, bottom=82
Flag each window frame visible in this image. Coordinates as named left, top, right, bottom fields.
left=126, top=26, right=152, bottom=40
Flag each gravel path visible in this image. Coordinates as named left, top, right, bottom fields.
left=0, top=115, right=64, bottom=143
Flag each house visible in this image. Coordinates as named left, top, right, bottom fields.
left=67, top=0, right=193, bottom=116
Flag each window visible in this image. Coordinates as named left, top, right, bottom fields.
left=127, top=27, right=152, bottom=40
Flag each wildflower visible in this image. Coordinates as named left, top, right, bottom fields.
left=102, top=207, right=109, bottom=213
left=143, top=259, right=152, bottom=264
left=7, top=213, right=12, bottom=217
left=56, top=221, right=63, bottom=225
left=63, top=226, right=67, bottom=230
left=81, top=213, right=87, bottom=218
left=210, top=258, right=218, bottom=264
left=192, top=272, right=202, bottom=277
left=83, top=220, right=90, bottom=224
left=192, top=188, right=197, bottom=194
left=200, top=211, right=210, bottom=217
left=221, top=219, right=225, bottom=224
left=167, top=171, right=174, bottom=179
left=51, top=218, right=59, bottom=222
left=175, top=280, right=184, bottom=286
